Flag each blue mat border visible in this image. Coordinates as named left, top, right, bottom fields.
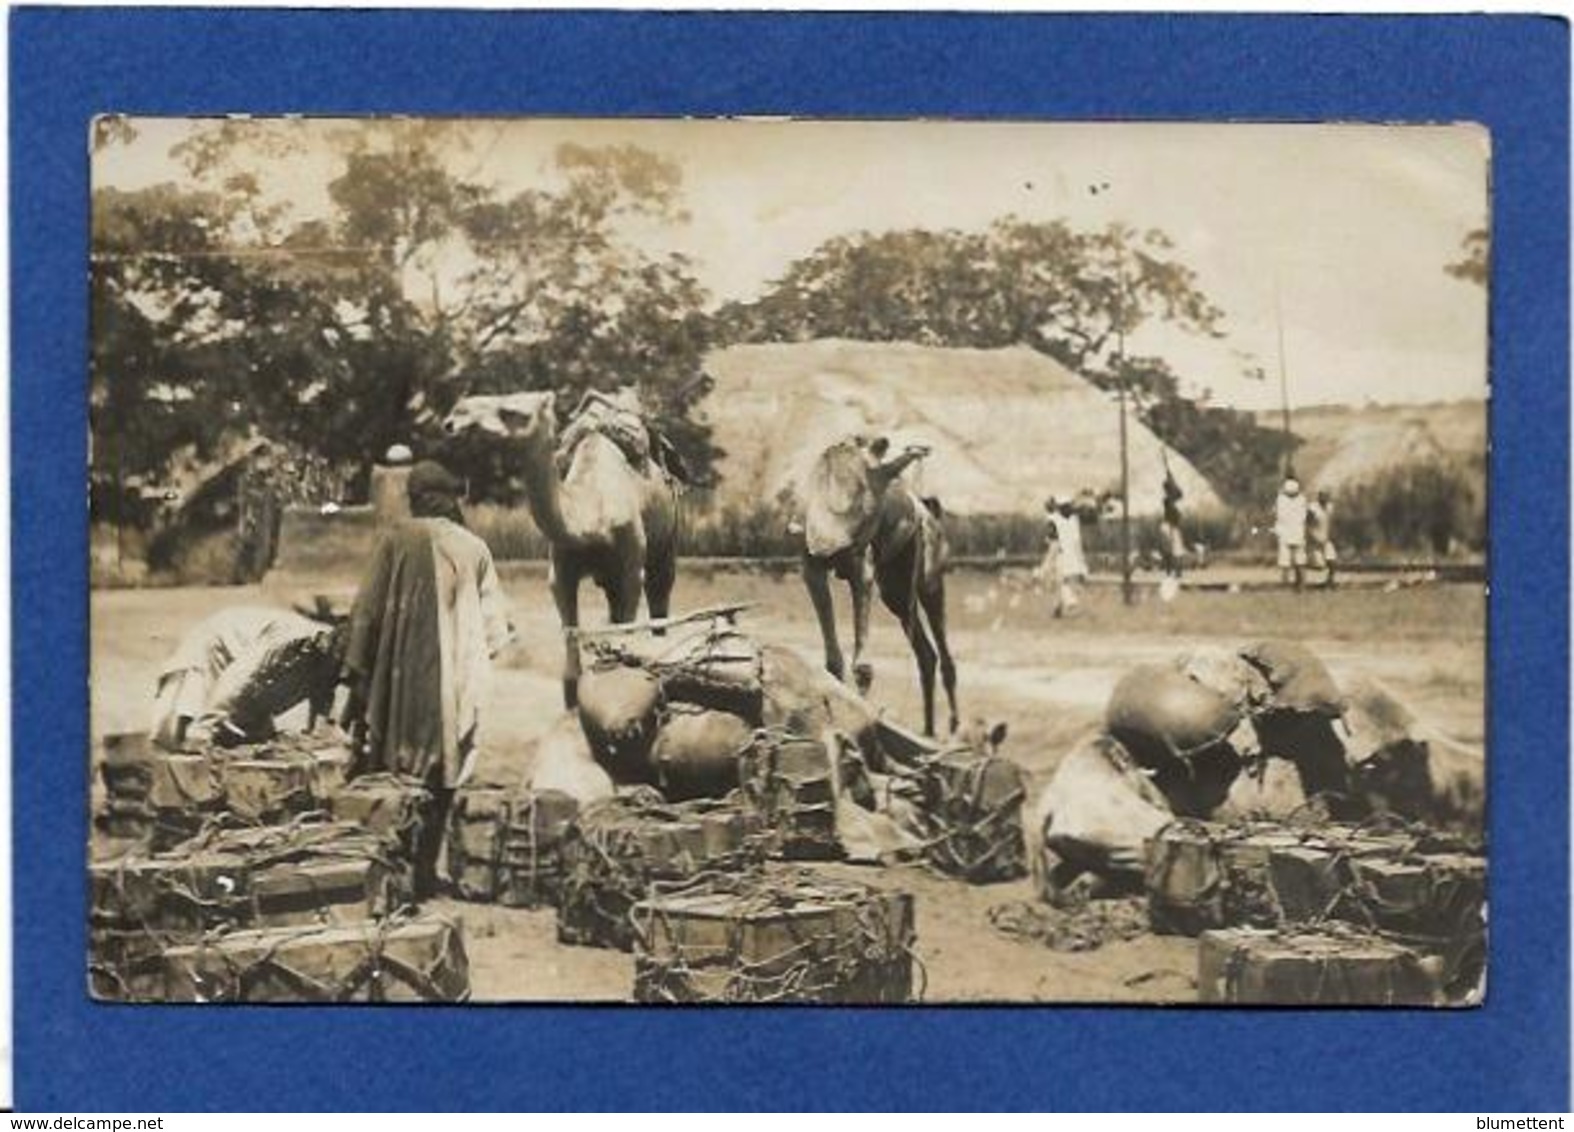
left=10, top=9, right=1568, bottom=1112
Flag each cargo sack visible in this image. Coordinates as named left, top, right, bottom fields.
left=1239, top=640, right=1346, bottom=718
left=445, top=785, right=580, bottom=907
left=1144, top=820, right=1307, bottom=935
left=329, top=773, right=431, bottom=862
left=1034, top=734, right=1174, bottom=902
left=914, top=752, right=1028, bottom=883
left=159, top=914, right=470, bottom=1003
left=1105, top=664, right=1244, bottom=771
left=1197, top=925, right=1443, bottom=1006
left=632, top=869, right=918, bottom=1004
left=737, top=730, right=842, bottom=860
left=556, top=793, right=765, bottom=951
left=646, top=627, right=765, bottom=721
left=576, top=663, right=662, bottom=784
left=650, top=705, right=752, bottom=801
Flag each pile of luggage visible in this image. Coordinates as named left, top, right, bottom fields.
left=1145, top=816, right=1485, bottom=1006
left=1020, top=638, right=1487, bottom=1004
left=96, top=731, right=351, bottom=851
left=90, top=734, right=470, bottom=1004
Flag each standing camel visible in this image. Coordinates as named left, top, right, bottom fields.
left=442, top=390, right=680, bottom=707
left=799, top=435, right=959, bottom=736
left=871, top=489, right=961, bottom=737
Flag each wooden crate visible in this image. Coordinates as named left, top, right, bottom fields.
left=160, top=915, right=470, bottom=1003
left=633, top=870, right=916, bottom=1004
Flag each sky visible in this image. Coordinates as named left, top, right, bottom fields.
left=98, top=117, right=1490, bottom=411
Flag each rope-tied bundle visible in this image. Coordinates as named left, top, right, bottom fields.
left=557, top=791, right=765, bottom=951
left=165, top=912, right=469, bottom=1003
left=912, top=752, right=1028, bottom=883
left=631, top=867, right=922, bottom=1004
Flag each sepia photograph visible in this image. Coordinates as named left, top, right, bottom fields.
left=87, top=116, right=1489, bottom=1006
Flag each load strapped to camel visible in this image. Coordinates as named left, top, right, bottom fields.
left=444, top=785, right=581, bottom=908
left=631, top=868, right=919, bottom=1004
left=96, top=730, right=353, bottom=850
left=89, top=818, right=409, bottom=1001
left=160, top=913, right=470, bottom=1004
left=556, top=789, right=768, bottom=951
left=911, top=749, right=1028, bottom=883
left=575, top=615, right=766, bottom=798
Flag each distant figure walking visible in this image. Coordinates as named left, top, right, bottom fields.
left=1307, top=488, right=1339, bottom=588
left=343, top=459, right=514, bottom=895
left=1274, top=476, right=1309, bottom=590
left=1039, top=496, right=1083, bottom=616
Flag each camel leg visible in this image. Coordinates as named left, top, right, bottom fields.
left=850, top=549, right=874, bottom=696
left=923, top=580, right=960, bottom=734
left=803, top=554, right=845, bottom=681
left=903, top=613, right=940, bottom=738
left=644, top=545, right=676, bottom=634
left=607, top=531, right=646, bottom=625
left=551, top=560, right=582, bottom=710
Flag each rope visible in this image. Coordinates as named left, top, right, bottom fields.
left=631, top=868, right=921, bottom=1003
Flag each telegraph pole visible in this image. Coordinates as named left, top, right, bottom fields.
left=1275, top=281, right=1294, bottom=477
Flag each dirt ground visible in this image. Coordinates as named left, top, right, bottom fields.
left=89, top=568, right=1486, bottom=1003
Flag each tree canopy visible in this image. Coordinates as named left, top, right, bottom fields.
left=717, top=221, right=1292, bottom=505
left=90, top=121, right=718, bottom=515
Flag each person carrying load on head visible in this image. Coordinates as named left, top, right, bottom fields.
left=1306, top=488, right=1338, bottom=589
left=342, top=459, right=515, bottom=897
left=1274, top=476, right=1309, bottom=591
left=150, top=603, right=348, bottom=750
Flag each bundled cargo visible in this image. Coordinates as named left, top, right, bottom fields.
left=445, top=785, right=580, bottom=908
left=219, top=734, right=352, bottom=824
left=647, top=626, right=765, bottom=721
left=632, top=869, right=918, bottom=1004
left=557, top=791, right=766, bottom=951
left=576, top=662, right=663, bottom=785
left=1299, top=848, right=1487, bottom=997
left=1144, top=820, right=1311, bottom=935
left=737, top=729, right=841, bottom=860
left=96, top=732, right=226, bottom=849
left=89, top=819, right=406, bottom=1001
left=96, top=731, right=353, bottom=847
left=159, top=913, right=470, bottom=1003
left=1197, top=925, right=1445, bottom=1006
left=913, top=751, right=1028, bottom=883
left=329, top=773, right=432, bottom=862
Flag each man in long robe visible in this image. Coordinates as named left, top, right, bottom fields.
left=343, top=459, right=514, bottom=893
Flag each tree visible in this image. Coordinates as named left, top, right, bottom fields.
left=716, top=220, right=1297, bottom=504
left=91, top=121, right=720, bottom=518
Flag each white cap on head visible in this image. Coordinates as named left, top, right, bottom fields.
left=1283, top=478, right=1301, bottom=495
left=385, top=444, right=414, bottom=466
